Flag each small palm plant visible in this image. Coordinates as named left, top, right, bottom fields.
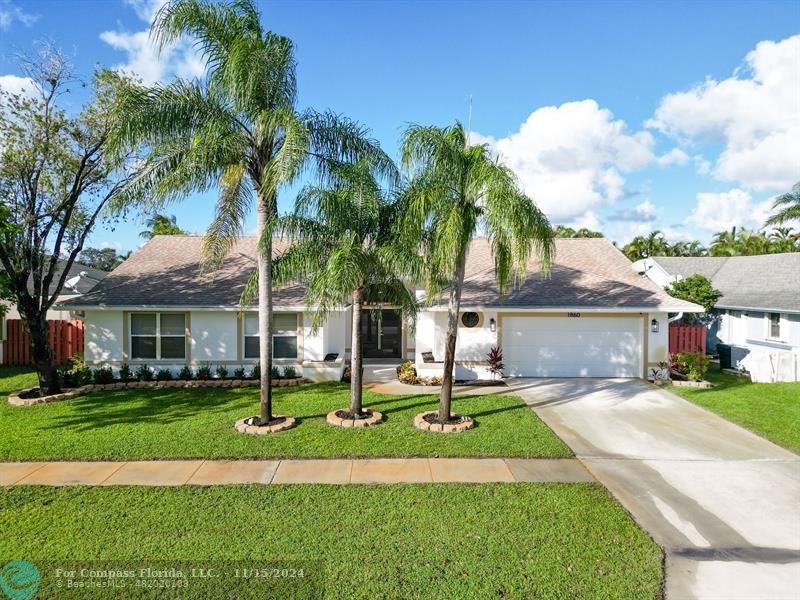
left=400, top=122, right=553, bottom=424
left=275, top=158, right=418, bottom=418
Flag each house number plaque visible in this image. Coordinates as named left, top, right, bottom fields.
left=567, top=312, right=581, bottom=317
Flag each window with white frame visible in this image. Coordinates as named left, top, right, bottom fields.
left=768, top=313, right=781, bottom=339
left=130, top=313, right=186, bottom=360
left=244, top=313, right=298, bottom=359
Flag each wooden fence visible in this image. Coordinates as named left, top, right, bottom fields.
left=1, top=319, right=84, bottom=366
left=669, top=323, right=706, bottom=355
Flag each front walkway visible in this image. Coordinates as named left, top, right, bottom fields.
left=507, top=378, right=800, bottom=600
left=0, top=457, right=591, bottom=486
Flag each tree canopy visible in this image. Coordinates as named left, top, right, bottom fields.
left=665, top=274, right=722, bottom=315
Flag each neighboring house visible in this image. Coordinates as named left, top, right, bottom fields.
left=0, top=261, right=108, bottom=364
left=60, top=236, right=701, bottom=382
left=634, top=254, right=800, bottom=382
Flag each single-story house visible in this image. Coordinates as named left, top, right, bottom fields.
left=633, top=254, right=800, bottom=382
left=60, top=235, right=701, bottom=381
left=1, top=260, right=107, bottom=364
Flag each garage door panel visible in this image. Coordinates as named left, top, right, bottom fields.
left=503, top=317, right=642, bottom=378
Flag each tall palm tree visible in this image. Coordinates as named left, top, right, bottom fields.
left=275, top=158, right=418, bottom=416
left=400, top=122, right=554, bottom=422
left=110, top=0, right=393, bottom=426
left=765, top=182, right=800, bottom=227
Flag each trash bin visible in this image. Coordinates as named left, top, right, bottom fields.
left=717, top=344, right=732, bottom=370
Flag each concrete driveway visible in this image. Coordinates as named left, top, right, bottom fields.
left=507, top=378, right=800, bottom=600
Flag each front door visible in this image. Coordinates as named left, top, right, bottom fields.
left=360, top=309, right=402, bottom=359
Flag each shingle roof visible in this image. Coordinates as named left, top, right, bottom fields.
left=651, top=254, right=800, bottom=313
left=452, top=238, right=700, bottom=311
left=62, top=235, right=700, bottom=311
left=61, top=236, right=304, bottom=308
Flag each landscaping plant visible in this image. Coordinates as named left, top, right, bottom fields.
left=119, top=364, right=132, bottom=382
left=487, top=347, right=505, bottom=380
left=270, top=366, right=282, bottom=380
left=233, top=367, right=246, bottom=379
left=156, top=369, right=173, bottom=381
left=135, top=364, right=153, bottom=382
left=399, top=122, right=553, bottom=422
left=674, top=352, right=711, bottom=381
left=215, top=365, right=229, bottom=380
left=282, top=366, right=298, bottom=379
left=93, top=368, right=115, bottom=385
left=397, top=361, right=418, bottom=385
left=196, top=365, right=212, bottom=381
left=178, top=366, right=193, bottom=380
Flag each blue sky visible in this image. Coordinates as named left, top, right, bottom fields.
left=1, top=0, right=798, bottom=254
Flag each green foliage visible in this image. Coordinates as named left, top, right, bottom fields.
left=119, top=364, right=132, bottom=382
left=282, top=366, right=297, bottom=379
left=674, top=352, right=711, bottom=381
left=396, top=361, right=418, bottom=384
left=58, top=353, right=92, bottom=387
left=553, top=225, right=603, bottom=238
left=139, top=214, right=185, bottom=240
left=250, top=364, right=261, bottom=380
left=765, top=181, right=800, bottom=227
left=77, top=247, right=126, bottom=271
left=135, top=364, right=153, bottom=382
left=0, top=44, right=131, bottom=393
left=665, top=274, right=722, bottom=315
left=156, top=368, right=173, bottom=381
left=178, top=366, right=194, bottom=380
left=215, top=365, right=229, bottom=379
left=196, top=364, right=212, bottom=380
left=93, top=367, right=115, bottom=385
left=233, top=367, right=246, bottom=379
left=270, top=365, right=281, bottom=380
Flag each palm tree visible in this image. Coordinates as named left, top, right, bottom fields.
left=275, top=158, right=418, bottom=416
left=111, top=0, right=393, bottom=426
left=765, top=182, right=800, bottom=227
left=400, top=122, right=554, bottom=423
left=622, top=231, right=669, bottom=260
left=710, top=227, right=740, bottom=256
left=139, top=214, right=185, bottom=239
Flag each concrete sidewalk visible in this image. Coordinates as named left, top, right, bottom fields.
left=0, top=458, right=592, bottom=486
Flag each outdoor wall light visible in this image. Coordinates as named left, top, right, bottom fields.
left=651, top=318, right=659, bottom=333
left=489, top=318, right=497, bottom=332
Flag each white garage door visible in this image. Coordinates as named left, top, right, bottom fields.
left=503, top=316, right=643, bottom=378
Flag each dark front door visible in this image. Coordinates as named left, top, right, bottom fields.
left=360, top=309, right=402, bottom=359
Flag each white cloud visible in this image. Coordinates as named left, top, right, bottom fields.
left=686, top=189, right=772, bottom=232
left=0, top=74, right=35, bottom=96
left=608, top=200, right=659, bottom=222
left=0, top=0, right=38, bottom=30
left=100, top=0, right=204, bottom=85
left=475, top=100, right=681, bottom=220
left=648, top=35, right=800, bottom=192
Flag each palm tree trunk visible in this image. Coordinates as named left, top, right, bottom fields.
left=350, top=285, right=364, bottom=415
left=257, top=197, right=273, bottom=423
left=439, top=246, right=468, bottom=421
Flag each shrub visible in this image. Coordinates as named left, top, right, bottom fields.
left=487, top=346, right=504, bottom=380
left=119, top=363, right=132, bottom=382
left=178, top=366, right=194, bottom=380
left=59, top=352, right=91, bottom=387
left=282, top=366, right=297, bottom=379
left=270, top=365, right=281, bottom=379
left=396, top=361, right=418, bottom=384
left=93, top=367, right=114, bottom=385
left=156, top=368, right=173, bottom=381
left=215, top=365, right=229, bottom=379
left=196, top=364, right=212, bottom=380
left=250, top=364, right=260, bottom=380
left=674, top=352, right=711, bottom=381
left=233, top=367, right=246, bottom=379
left=135, top=364, right=153, bottom=381
left=428, top=375, right=442, bottom=386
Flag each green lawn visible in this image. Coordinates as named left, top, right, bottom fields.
left=0, top=365, right=37, bottom=398
left=0, top=370, right=570, bottom=460
left=670, top=368, right=800, bottom=453
left=0, top=484, right=662, bottom=599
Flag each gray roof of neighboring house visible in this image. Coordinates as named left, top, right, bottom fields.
left=62, top=235, right=700, bottom=312
left=651, top=254, right=800, bottom=313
